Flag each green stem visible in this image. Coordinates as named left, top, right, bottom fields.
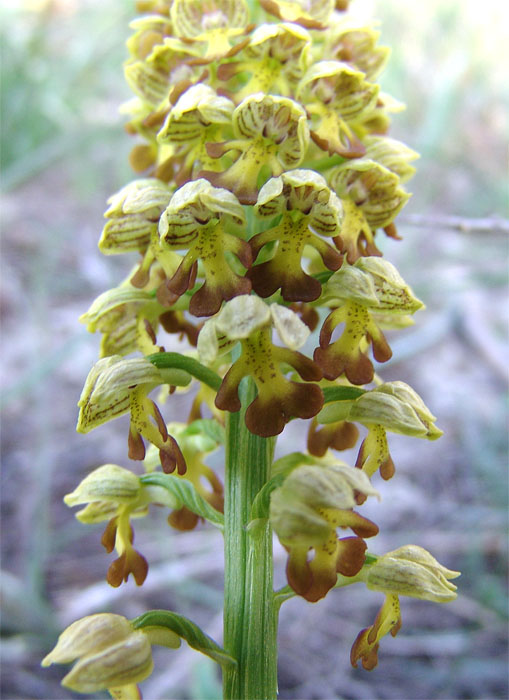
left=222, top=378, right=278, bottom=700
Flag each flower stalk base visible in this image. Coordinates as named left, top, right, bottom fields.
left=223, top=377, right=277, bottom=700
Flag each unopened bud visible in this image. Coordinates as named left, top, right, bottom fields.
left=62, top=630, right=153, bottom=693
left=64, top=465, right=142, bottom=508
left=42, top=614, right=134, bottom=667
left=365, top=545, right=460, bottom=602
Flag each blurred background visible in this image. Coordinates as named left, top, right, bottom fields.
left=1, top=0, right=507, bottom=698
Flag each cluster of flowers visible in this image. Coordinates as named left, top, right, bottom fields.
left=44, top=0, right=459, bottom=695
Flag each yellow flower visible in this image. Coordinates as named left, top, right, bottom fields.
left=317, top=380, right=442, bottom=480
left=199, top=93, right=309, bottom=204
left=350, top=593, right=401, bottom=670
left=365, top=545, right=460, bottom=602
left=351, top=547, right=459, bottom=669
left=157, top=83, right=234, bottom=185
left=217, top=22, right=312, bottom=100
left=171, top=0, right=250, bottom=62
left=79, top=284, right=164, bottom=358
left=297, top=60, right=378, bottom=157
left=314, top=259, right=423, bottom=385
left=64, top=464, right=174, bottom=587
left=98, top=178, right=173, bottom=256
left=270, top=460, right=379, bottom=601
left=325, top=22, right=390, bottom=81
left=77, top=356, right=190, bottom=473
left=144, top=420, right=224, bottom=530
left=198, top=295, right=323, bottom=436
left=158, top=178, right=251, bottom=316
left=249, top=170, right=344, bottom=302
left=329, top=159, right=411, bottom=261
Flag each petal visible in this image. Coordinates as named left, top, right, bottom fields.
left=270, top=304, right=310, bottom=350
left=307, top=420, right=359, bottom=457
left=336, top=536, right=367, bottom=576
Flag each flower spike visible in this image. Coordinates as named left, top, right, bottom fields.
left=260, top=0, right=334, bottom=29
left=55, top=0, right=459, bottom=691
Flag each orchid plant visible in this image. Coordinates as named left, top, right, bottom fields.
left=42, top=1, right=460, bottom=698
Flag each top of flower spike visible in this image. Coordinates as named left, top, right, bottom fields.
left=325, top=21, right=390, bottom=81
left=127, top=14, right=174, bottom=60
left=260, top=0, right=334, bottom=29
left=171, top=0, right=250, bottom=61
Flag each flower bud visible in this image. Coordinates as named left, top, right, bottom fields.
left=363, top=135, right=419, bottom=183
left=62, top=631, right=153, bottom=693
left=354, top=257, right=424, bottom=315
left=64, top=465, right=142, bottom=507
left=324, top=258, right=423, bottom=315
left=42, top=615, right=154, bottom=694
left=260, top=0, right=334, bottom=28
left=349, top=382, right=442, bottom=440
left=42, top=614, right=134, bottom=667
left=365, top=545, right=460, bottom=602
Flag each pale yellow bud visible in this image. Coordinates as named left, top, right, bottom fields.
left=62, top=631, right=153, bottom=693
left=365, top=545, right=460, bottom=603
left=64, top=465, right=142, bottom=508
left=42, top=614, right=133, bottom=667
